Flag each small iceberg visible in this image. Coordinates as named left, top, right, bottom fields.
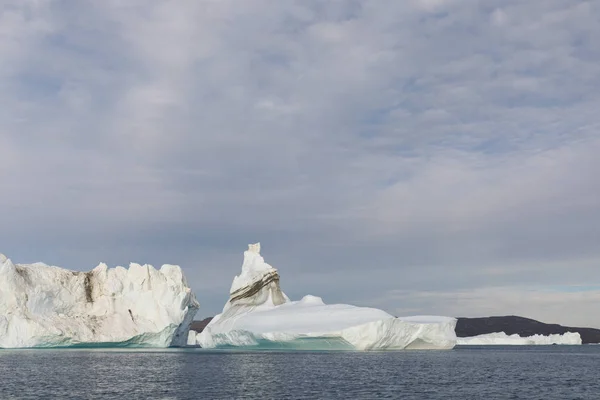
left=457, top=331, right=582, bottom=345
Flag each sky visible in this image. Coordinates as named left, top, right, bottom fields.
left=1, top=0, right=599, bottom=328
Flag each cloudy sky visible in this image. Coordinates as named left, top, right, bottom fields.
left=1, top=0, right=599, bottom=327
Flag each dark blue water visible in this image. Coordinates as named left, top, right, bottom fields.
left=1, top=346, right=599, bottom=399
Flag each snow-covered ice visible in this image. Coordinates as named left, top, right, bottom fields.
left=0, top=253, right=199, bottom=348
left=457, top=332, right=582, bottom=345
left=194, top=243, right=456, bottom=350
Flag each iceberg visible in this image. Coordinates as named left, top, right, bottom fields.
left=457, top=332, right=582, bottom=345
left=0, top=253, right=199, bottom=348
left=194, top=243, right=456, bottom=350
left=187, top=329, right=199, bottom=345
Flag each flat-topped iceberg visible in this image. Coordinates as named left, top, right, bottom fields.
left=457, top=331, right=582, bottom=345
left=194, top=243, right=456, bottom=350
left=0, top=253, right=199, bottom=348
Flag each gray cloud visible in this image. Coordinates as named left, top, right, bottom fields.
left=1, top=0, right=599, bottom=326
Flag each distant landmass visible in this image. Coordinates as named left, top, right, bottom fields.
left=190, top=315, right=600, bottom=344
left=456, top=316, right=600, bottom=344
left=190, top=317, right=213, bottom=333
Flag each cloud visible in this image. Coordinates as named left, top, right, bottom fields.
left=0, top=0, right=599, bottom=325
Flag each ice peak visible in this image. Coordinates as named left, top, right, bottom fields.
left=248, top=243, right=261, bottom=254
left=231, top=243, right=274, bottom=294
left=226, top=243, right=289, bottom=309
left=240, top=243, right=273, bottom=277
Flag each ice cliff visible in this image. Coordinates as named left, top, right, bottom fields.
left=457, top=331, right=582, bottom=345
left=0, top=253, right=199, bottom=348
left=194, top=243, right=456, bottom=350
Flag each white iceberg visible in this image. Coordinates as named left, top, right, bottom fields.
left=457, top=331, right=582, bottom=345
left=187, top=329, right=199, bottom=345
left=0, top=253, right=199, bottom=348
left=195, top=243, right=456, bottom=350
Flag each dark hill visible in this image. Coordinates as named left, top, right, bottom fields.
left=456, top=316, right=600, bottom=344
left=190, top=317, right=213, bottom=333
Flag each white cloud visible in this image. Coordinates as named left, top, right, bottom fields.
left=490, top=9, right=508, bottom=27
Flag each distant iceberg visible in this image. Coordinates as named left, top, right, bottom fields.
left=0, top=253, right=199, bottom=348
left=193, top=243, right=456, bottom=350
left=457, top=332, right=582, bottom=345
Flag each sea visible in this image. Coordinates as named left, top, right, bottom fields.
left=1, top=345, right=598, bottom=399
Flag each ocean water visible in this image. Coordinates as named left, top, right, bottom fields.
left=1, top=346, right=599, bottom=399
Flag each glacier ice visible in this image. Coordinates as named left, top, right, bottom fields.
left=194, top=243, right=456, bottom=350
left=188, top=329, right=199, bottom=346
left=457, top=331, right=582, bottom=345
left=0, top=253, right=199, bottom=348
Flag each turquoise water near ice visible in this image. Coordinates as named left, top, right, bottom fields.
left=212, top=337, right=355, bottom=350
left=1, top=345, right=599, bottom=399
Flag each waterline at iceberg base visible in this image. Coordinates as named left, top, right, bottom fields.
left=191, top=243, right=457, bottom=350
left=0, top=253, right=199, bottom=348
